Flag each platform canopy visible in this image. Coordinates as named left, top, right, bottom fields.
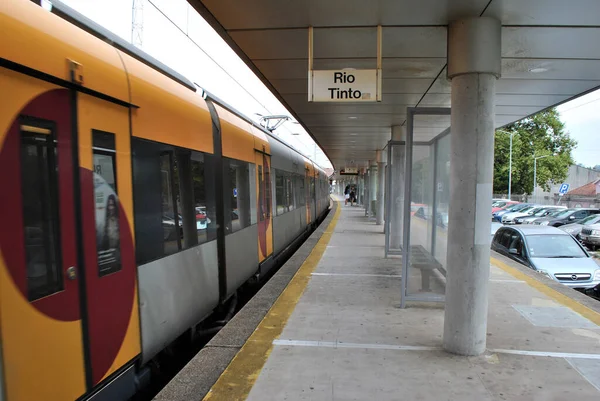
left=189, top=0, right=600, bottom=170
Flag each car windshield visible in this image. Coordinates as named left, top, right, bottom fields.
left=533, top=208, right=550, bottom=216
left=580, top=214, right=600, bottom=225
left=504, top=204, right=522, bottom=212
left=493, top=201, right=508, bottom=207
left=553, top=209, right=574, bottom=218
left=526, top=234, right=587, bottom=258
left=519, top=206, right=535, bottom=213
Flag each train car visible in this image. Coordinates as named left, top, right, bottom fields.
left=0, top=1, right=330, bottom=400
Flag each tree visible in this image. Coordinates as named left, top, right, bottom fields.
left=494, top=109, right=576, bottom=195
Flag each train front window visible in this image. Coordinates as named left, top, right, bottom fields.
left=20, top=124, right=63, bottom=301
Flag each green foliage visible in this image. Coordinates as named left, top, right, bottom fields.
left=494, top=109, right=576, bottom=195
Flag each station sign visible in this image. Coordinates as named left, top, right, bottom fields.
left=309, top=69, right=380, bottom=102
left=340, top=167, right=359, bottom=175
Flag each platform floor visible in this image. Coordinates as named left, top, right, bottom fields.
left=204, top=197, right=600, bottom=401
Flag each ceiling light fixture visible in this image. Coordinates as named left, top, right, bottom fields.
left=528, top=67, right=548, bottom=73
left=348, top=116, right=358, bottom=120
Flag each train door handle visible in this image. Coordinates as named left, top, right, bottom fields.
left=66, top=266, right=77, bottom=280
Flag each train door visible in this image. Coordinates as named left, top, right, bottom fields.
left=255, top=151, right=273, bottom=262
left=76, top=94, right=141, bottom=386
left=0, top=81, right=86, bottom=399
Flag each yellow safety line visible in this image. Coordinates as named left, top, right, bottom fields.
left=203, top=202, right=341, bottom=401
left=491, top=256, right=600, bottom=326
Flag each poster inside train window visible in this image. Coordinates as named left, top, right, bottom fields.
left=92, top=130, right=121, bottom=276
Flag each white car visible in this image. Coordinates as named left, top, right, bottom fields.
left=501, top=205, right=540, bottom=224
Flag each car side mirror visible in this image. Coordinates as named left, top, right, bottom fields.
left=509, top=248, right=519, bottom=255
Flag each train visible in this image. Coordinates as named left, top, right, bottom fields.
left=0, top=1, right=330, bottom=400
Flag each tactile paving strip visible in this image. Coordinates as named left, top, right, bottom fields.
left=512, top=305, right=599, bottom=329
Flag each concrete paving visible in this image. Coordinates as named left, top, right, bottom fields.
left=243, top=198, right=600, bottom=401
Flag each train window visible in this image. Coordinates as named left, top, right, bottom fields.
left=132, top=138, right=216, bottom=265
left=258, top=165, right=264, bottom=222
left=92, top=130, right=121, bottom=276
left=265, top=166, right=272, bottom=219
left=161, top=152, right=181, bottom=255
left=275, top=171, right=286, bottom=215
left=249, top=163, right=257, bottom=225
left=286, top=174, right=295, bottom=212
left=296, top=175, right=305, bottom=206
left=223, top=158, right=253, bottom=234
left=191, top=152, right=217, bottom=244
left=20, top=123, right=63, bottom=301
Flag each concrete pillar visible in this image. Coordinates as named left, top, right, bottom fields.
left=443, top=17, right=501, bottom=356
left=361, top=169, right=366, bottom=206
left=390, top=125, right=406, bottom=250
left=369, top=161, right=378, bottom=219
left=376, top=150, right=385, bottom=225
left=364, top=166, right=370, bottom=216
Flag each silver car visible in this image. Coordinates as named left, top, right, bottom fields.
left=519, top=207, right=567, bottom=225
left=560, top=214, right=600, bottom=241
left=580, top=223, right=600, bottom=251
left=491, top=225, right=600, bottom=289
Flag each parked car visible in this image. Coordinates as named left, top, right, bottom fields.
left=492, top=200, right=519, bottom=214
left=560, top=214, right=600, bottom=241
left=493, top=203, right=531, bottom=222
left=501, top=205, right=541, bottom=224
left=520, top=208, right=567, bottom=225
left=532, top=208, right=600, bottom=227
left=492, top=225, right=600, bottom=290
left=491, top=222, right=503, bottom=239
left=580, top=223, right=600, bottom=251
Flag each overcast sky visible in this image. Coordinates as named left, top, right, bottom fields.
left=56, top=0, right=599, bottom=170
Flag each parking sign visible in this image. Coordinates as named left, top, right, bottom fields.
left=559, top=183, right=569, bottom=195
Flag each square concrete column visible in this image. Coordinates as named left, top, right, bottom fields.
left=376, top=150, right=385, bottom=226
left=443, top=16, right=501, bottom=356
left=390, top=125, right=406, bottom=250
left=369, top=162, right=377, bottom=219
left=364, top=166, right=370, bottom=216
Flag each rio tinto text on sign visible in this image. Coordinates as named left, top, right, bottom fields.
left=309, top=69, right=380, bottom=102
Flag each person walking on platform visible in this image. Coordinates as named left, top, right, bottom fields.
left=344, top=185, right=350, bottom=205
left=350, top=187, right=356, bottom=206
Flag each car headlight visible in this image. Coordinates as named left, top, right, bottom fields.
left=540, top=221, right=549, bottom=226
left=592, top=230, right=600, bottom=236
left=538, top=270, right=552, bottom=279
left=594, top=270, right=600, bottom=281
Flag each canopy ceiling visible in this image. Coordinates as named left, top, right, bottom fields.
left=189, top=0, right=600, bottom=171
